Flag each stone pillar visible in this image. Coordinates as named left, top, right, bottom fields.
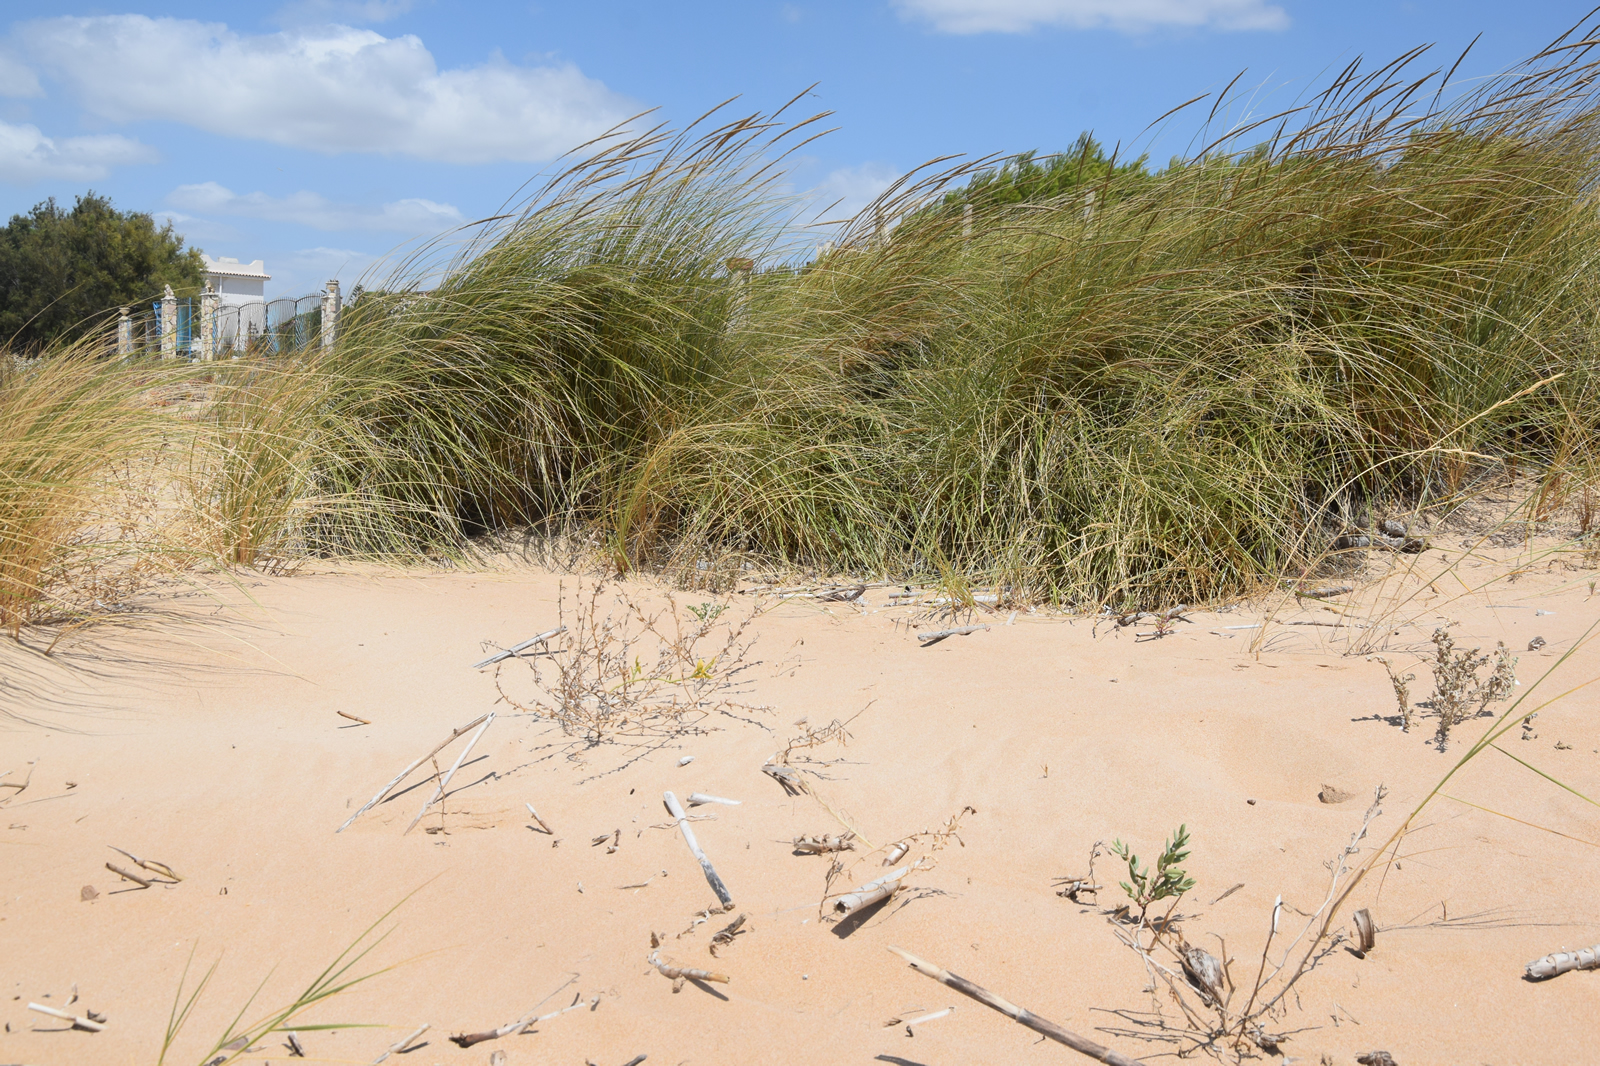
left=116, top=306, right=133, bottom=357
left=1082, top=189, right=1096, bottom=223
left=159, top=285, right=177, bottom=359
left=198, top=283, right=219, bottom=361
left=726, top=257, right=753, bottom=327
left=321, top=279, right=341, bottom=349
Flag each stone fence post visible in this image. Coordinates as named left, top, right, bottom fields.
left=198, top=282, right=219, bottom=361
left=117, top=306, right=133, bottom=357
left=159, top=284, right=177, bottom=360
left=321, top=279, right=341, bottom=349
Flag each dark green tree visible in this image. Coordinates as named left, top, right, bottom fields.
left=940, top=133, right=1153, bottom=211
left=0, top=191, right=204, bottom=353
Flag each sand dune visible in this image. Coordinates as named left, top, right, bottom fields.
left=3, top=548, right=1598, bottom=1065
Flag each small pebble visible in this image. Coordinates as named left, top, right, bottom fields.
left=1247, top=798, right=1257, bottom=805
left=678, top=756, right=694, bottom=766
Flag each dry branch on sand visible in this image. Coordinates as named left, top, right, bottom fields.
left=834, top=867, right=908, bottom=917
left=663, top=790, right=734, bottom=910
left=336, top=713, right=490, bottom=833
left=450, top=993, right=594, bottom=1047
left=648, top=951, right=729, bottom=992
left=472, top=626, right=567, bottom=670
left=887, top=947, right=1140, bottom=1065
left=1525, top=944, right=1600, bottom=979
left=794, top=832, right=856, bottom=854
left=491, top=583, right=765, bottom=743
left=404, top=713, right=495, bottom=834
left=371, top=1023, right=429, bottom=1063
left=28, top=1002, right=106, bottom=1032
left=108, top=845, right=182, bottom=881
left=917, top=624, right=988, bottom=646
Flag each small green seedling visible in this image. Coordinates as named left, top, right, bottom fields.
left=1112, top=825, right=1196, bottom=919
left=688, top=602, right=726, bottom=624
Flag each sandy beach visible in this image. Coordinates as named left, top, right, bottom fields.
left=3, top=541, right=1598, bottom=1066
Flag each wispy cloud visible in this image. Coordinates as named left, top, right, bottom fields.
left=808, top=162, right=901, bottom=225
left=894, top=0, right=1288, bottom=34
left=168, top=181, right=464, bottom=233
left=0, top=48, right=40, bottom=97
left=16, top=15, right=635, bottom=164
left=0, top=120, right=156, bottom=184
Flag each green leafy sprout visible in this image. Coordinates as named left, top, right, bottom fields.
left=1112, top=824, right=1196, bottom=918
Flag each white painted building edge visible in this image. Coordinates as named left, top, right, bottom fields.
left=201, top=254, right=271, bottom=280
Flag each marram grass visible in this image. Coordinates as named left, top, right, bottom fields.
left=11, top=28, right=1600, bottom=619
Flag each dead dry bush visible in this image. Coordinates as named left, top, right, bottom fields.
left=491, top=582, right=767, bottom=743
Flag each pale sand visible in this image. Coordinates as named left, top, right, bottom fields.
left=2, top=550, right=1598, bottom=1065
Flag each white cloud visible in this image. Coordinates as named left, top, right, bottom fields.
left=0, top=119, right=156, bottom=184
left=16, top=15, right=634, bottom=164
left=895, top=0, right=1288, bottom=34
left=809, top=162, right=901, bottom=224
left=0, top=50, right=40, bottom=97
left=274, top=0, right=419, bottom=26
left=271, top=245, right=385, bottom=297
left=168, top=181, right=465, bottom=232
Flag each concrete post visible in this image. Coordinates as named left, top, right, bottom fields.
left=198, top=283, right=219, bottom=361
left=159, top=284, right=177, bottom=360
left=321, top=278, right=341, bottom=349
left=1083, top=189, right=1096, bottom=223
left=116, top=306, right=133, bottom=357
left=725, top=257, right=753, bottom=327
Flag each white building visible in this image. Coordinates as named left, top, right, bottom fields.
left=201, top=255, right=270, bottom=349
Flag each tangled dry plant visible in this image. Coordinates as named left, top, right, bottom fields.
left=1098, top=789, right=1387, bottom=1059
left=1427, top=626, right=1518, bottom=750
left=492, top=582, right=766, bottom=744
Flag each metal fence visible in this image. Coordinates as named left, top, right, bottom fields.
left=114, top=281, right=341, bottom=360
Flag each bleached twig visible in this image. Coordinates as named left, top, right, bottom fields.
left=405, top=713, right=496, bottom=834
left=648, top=951, right=729, bottom=992
left=28, top=1002, right=105, bottom=1032
left=105, top=862, right=151, bottom=888
left=663, top=791, right=733, bottom=910
left=525, top=802, right=554, bottom=834
left=886, top=947, right=1139, bottom=1065
left=337, top=713, right=490, bottom=832
left=1526, top=944, right=1600, bottom=979
left=450, top=995, right=592, bottom=1047
left=687, top=793, right=741, bottom=806
left=108, top=845, right=182, bottom=881
left=371, top=1023, right=429, bottom=1063
left=471, top=626, right=566, bottom=669
left=917, top=625, right=989, bottom=646
left=834, top=867, right=907, bottom=917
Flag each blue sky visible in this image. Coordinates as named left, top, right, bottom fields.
left=0, top=1, right=1585, bottom=297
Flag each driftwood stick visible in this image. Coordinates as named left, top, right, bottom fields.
left=471, top=626, right=566, bottom=670
left=1296, top=585, right=1354, bottom=600
left=1526, top=943, right=1600, bottom=979
left=451, top=996, right=593, bottom=1046
left=371, top=1023, right=429, bottom=1063
left=525, top=802, right=554, bottom=834
left=663, top=791, right=734, bottom=910
left=687, top=793, right=741, bottom=806
left=406, top=713, right=495, bottom=834
left=648, top=951, right=729, bottom=991
left=27, top=1002, right=105, bottom=1032
left=105, top=862, right=151, bottom=888
left=835, top=867, right=907, bottom=916
left=795, top=832, right=856, bottom=854
left=917, top=625, right=989, bottom=646
left=338, top=710, right=372, bottom=725
left=337, top=713, right=491, bottom=833
left=887, top=947, right=1140, bottom=1066
left=108, top=846, right=182, bottom=881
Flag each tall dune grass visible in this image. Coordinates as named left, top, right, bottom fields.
left=13, top=27, right=1600, bottom=622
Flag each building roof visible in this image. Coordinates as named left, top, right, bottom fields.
left=201, top=255, right=271, bottom=281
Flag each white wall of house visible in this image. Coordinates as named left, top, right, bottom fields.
left=201, top=255, right=270, bottom=348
